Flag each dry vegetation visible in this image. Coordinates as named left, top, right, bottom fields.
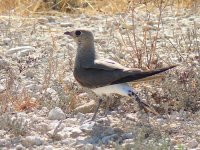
left=0, top=0, right=200, bottom=149
left=0, top=0, right=199, bottom=15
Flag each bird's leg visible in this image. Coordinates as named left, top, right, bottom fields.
left=128, top=90, right=158, bottom=115
left=91, top=98, right=103, bottom=121
left=104, top=96, right=111, bottom=117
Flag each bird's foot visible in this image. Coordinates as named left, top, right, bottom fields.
left=91, top=98, right=103, bottom=121
left=138, top=100, right=158, bottom=115
left=129, top=91, right=158, bottom=115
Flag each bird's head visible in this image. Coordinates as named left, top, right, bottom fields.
left=64, top=30, right=94, bottom=46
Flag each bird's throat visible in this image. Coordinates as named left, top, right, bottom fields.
left=75, top=43, right=97, bottom=67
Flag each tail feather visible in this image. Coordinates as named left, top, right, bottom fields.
left=112, top=65, right=177, bottom=84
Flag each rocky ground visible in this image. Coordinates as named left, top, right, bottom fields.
left=0, top=5, right=200, bottom=150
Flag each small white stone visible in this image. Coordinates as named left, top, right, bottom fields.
left=15, top=144, right=25, bottom=150
left=84, top=143, right=94, bottom=150
left=78, top=92, right=88, bottom=98
left=80, top=121, right=95, bottom=134
left=60, top=23, right=74, bottom=27
left=157, top=118, right=165, bottom=124
left=61, top=138, right=76, bottom=146
left=70, top=128, right=82, bottom=138
left=126, top=113, right=137, bottom=121
left=0, top=84, right=5, bottom=92
left=43, top=145, right=54, bottom=150
left=3, top=38, right=12, bottom=45
left=187, top=139, right=198, bottom=148
left=37, top=122, right=51, bottom=133
left=76, top=112, right=86, bottom=122
left=74, top=100, right=96, bottom=114
left=0, top=59, right=9, bottom=69
left=6, top=46, right=35, bottom=55
left=22, top=136, right=44, bottom=147
left=48, top=107, right=66, bottom=120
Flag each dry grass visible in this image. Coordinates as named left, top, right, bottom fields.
left=0, top=0, right=199, bottom=16
left=0, top=0, right=199, bottom=149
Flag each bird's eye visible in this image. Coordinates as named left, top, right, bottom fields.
left=75, top=30, right=81, bottom=36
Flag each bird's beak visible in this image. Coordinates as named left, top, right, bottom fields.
left=64, top=31, right=73, bottom=36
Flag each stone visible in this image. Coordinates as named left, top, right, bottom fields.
left=60, top=23, right=74, bottom=27
left=187, top=139, right=198, bottom=148
left=22, top=136, right=44, bottom=147
left=126, top=113, right=137, bottom=121
left=46, top=88, right=59, bottom=101
left=48, top=107, right=66, bottom=120
left=122, top=142, right=135, bottom=150
left=84, top=143, right=94, bottom=150
left=61, top=138, right=76, bottom=146
left=37, top=17, right=49, bottom=24
left=0, top=59, right=9, bottom=69
left=70, top=128, right=82, bottom=138
left=6, top=46, right=35, bottom=56
left=0, top=84, right=5, bottom=92
left=102, top=134, right=118, bottom=144
left=74, top=100, right=96, bottom=114
left=76, top=112, right=86, bottom=123
left=37, top=122, right=51, bottom=133
left=3, top=38, right=12, bottom=45
left=43, top=145, right=54, bottom=150
left=15, top=144, right=25, bottom=150
left=78, top=92, right=88, bottom=97
left=80, top=121, right=95, bottom=134
left=122, top=132, right=134, bottom=140
left=47, top=16, right=56, bottom=23
left=101, top=127, right=114, bottom=136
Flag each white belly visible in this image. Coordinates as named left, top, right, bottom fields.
left=92, top=83, right=134, bottom=96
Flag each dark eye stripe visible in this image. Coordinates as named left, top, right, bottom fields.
left=75, top=30, right=81, bottom=36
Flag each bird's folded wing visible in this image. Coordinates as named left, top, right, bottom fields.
left=83, top=59, right=127, bottom=70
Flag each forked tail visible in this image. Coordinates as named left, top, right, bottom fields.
left=112, top=65, right=177, bottom=84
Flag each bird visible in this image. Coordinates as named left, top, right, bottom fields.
left=64, top=29, right=176, bottom=120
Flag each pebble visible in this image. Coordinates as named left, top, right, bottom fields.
left=43, top=145, right=54, bottom=150
left=125, top=113, right=137, bottom=121
left=70, top=128, right=83, bottom=138
left=37, top=122, right=51, bottom=133
left=0, top=5, right=199, bottom=150
left=48, top=107, right=66, bottom=120
left=15, top=144, right=25, bottom=150
left=60, top=22, right=74, bottom=27
left=47, top=16, right=56, bottom=23
left=6, top=46, right=35, bottom=56
left=101, top=127, right=114, bottom=136
left=102, top=134, right=118, bottom=144
left=37, top=17, right=49, bottom=24
left=3, top=38, right=12, bottom=45
left=0, top=84, right=5, bottom=92
left=76, top=112, right=86, bottom=122
left=21, top=136, right=44, bottom=147
left=60, top=138, right=76, bottom=146
left=187, top=139, right=198, bottom=148
left=84, top=143, right=94, bottom=150
left=122, top=132, right=134, bottom=140
left=74, top=100, right=96, bottom=114
left=122, top=142, right=135, bottom=150
left=80, top=121, right=95, bottom=134
left=0, top=59, right=9, bottom=69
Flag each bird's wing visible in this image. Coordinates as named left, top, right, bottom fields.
left=84, top=58, right=141, bottom=71
left=77, top=58, right=142, bottom=87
